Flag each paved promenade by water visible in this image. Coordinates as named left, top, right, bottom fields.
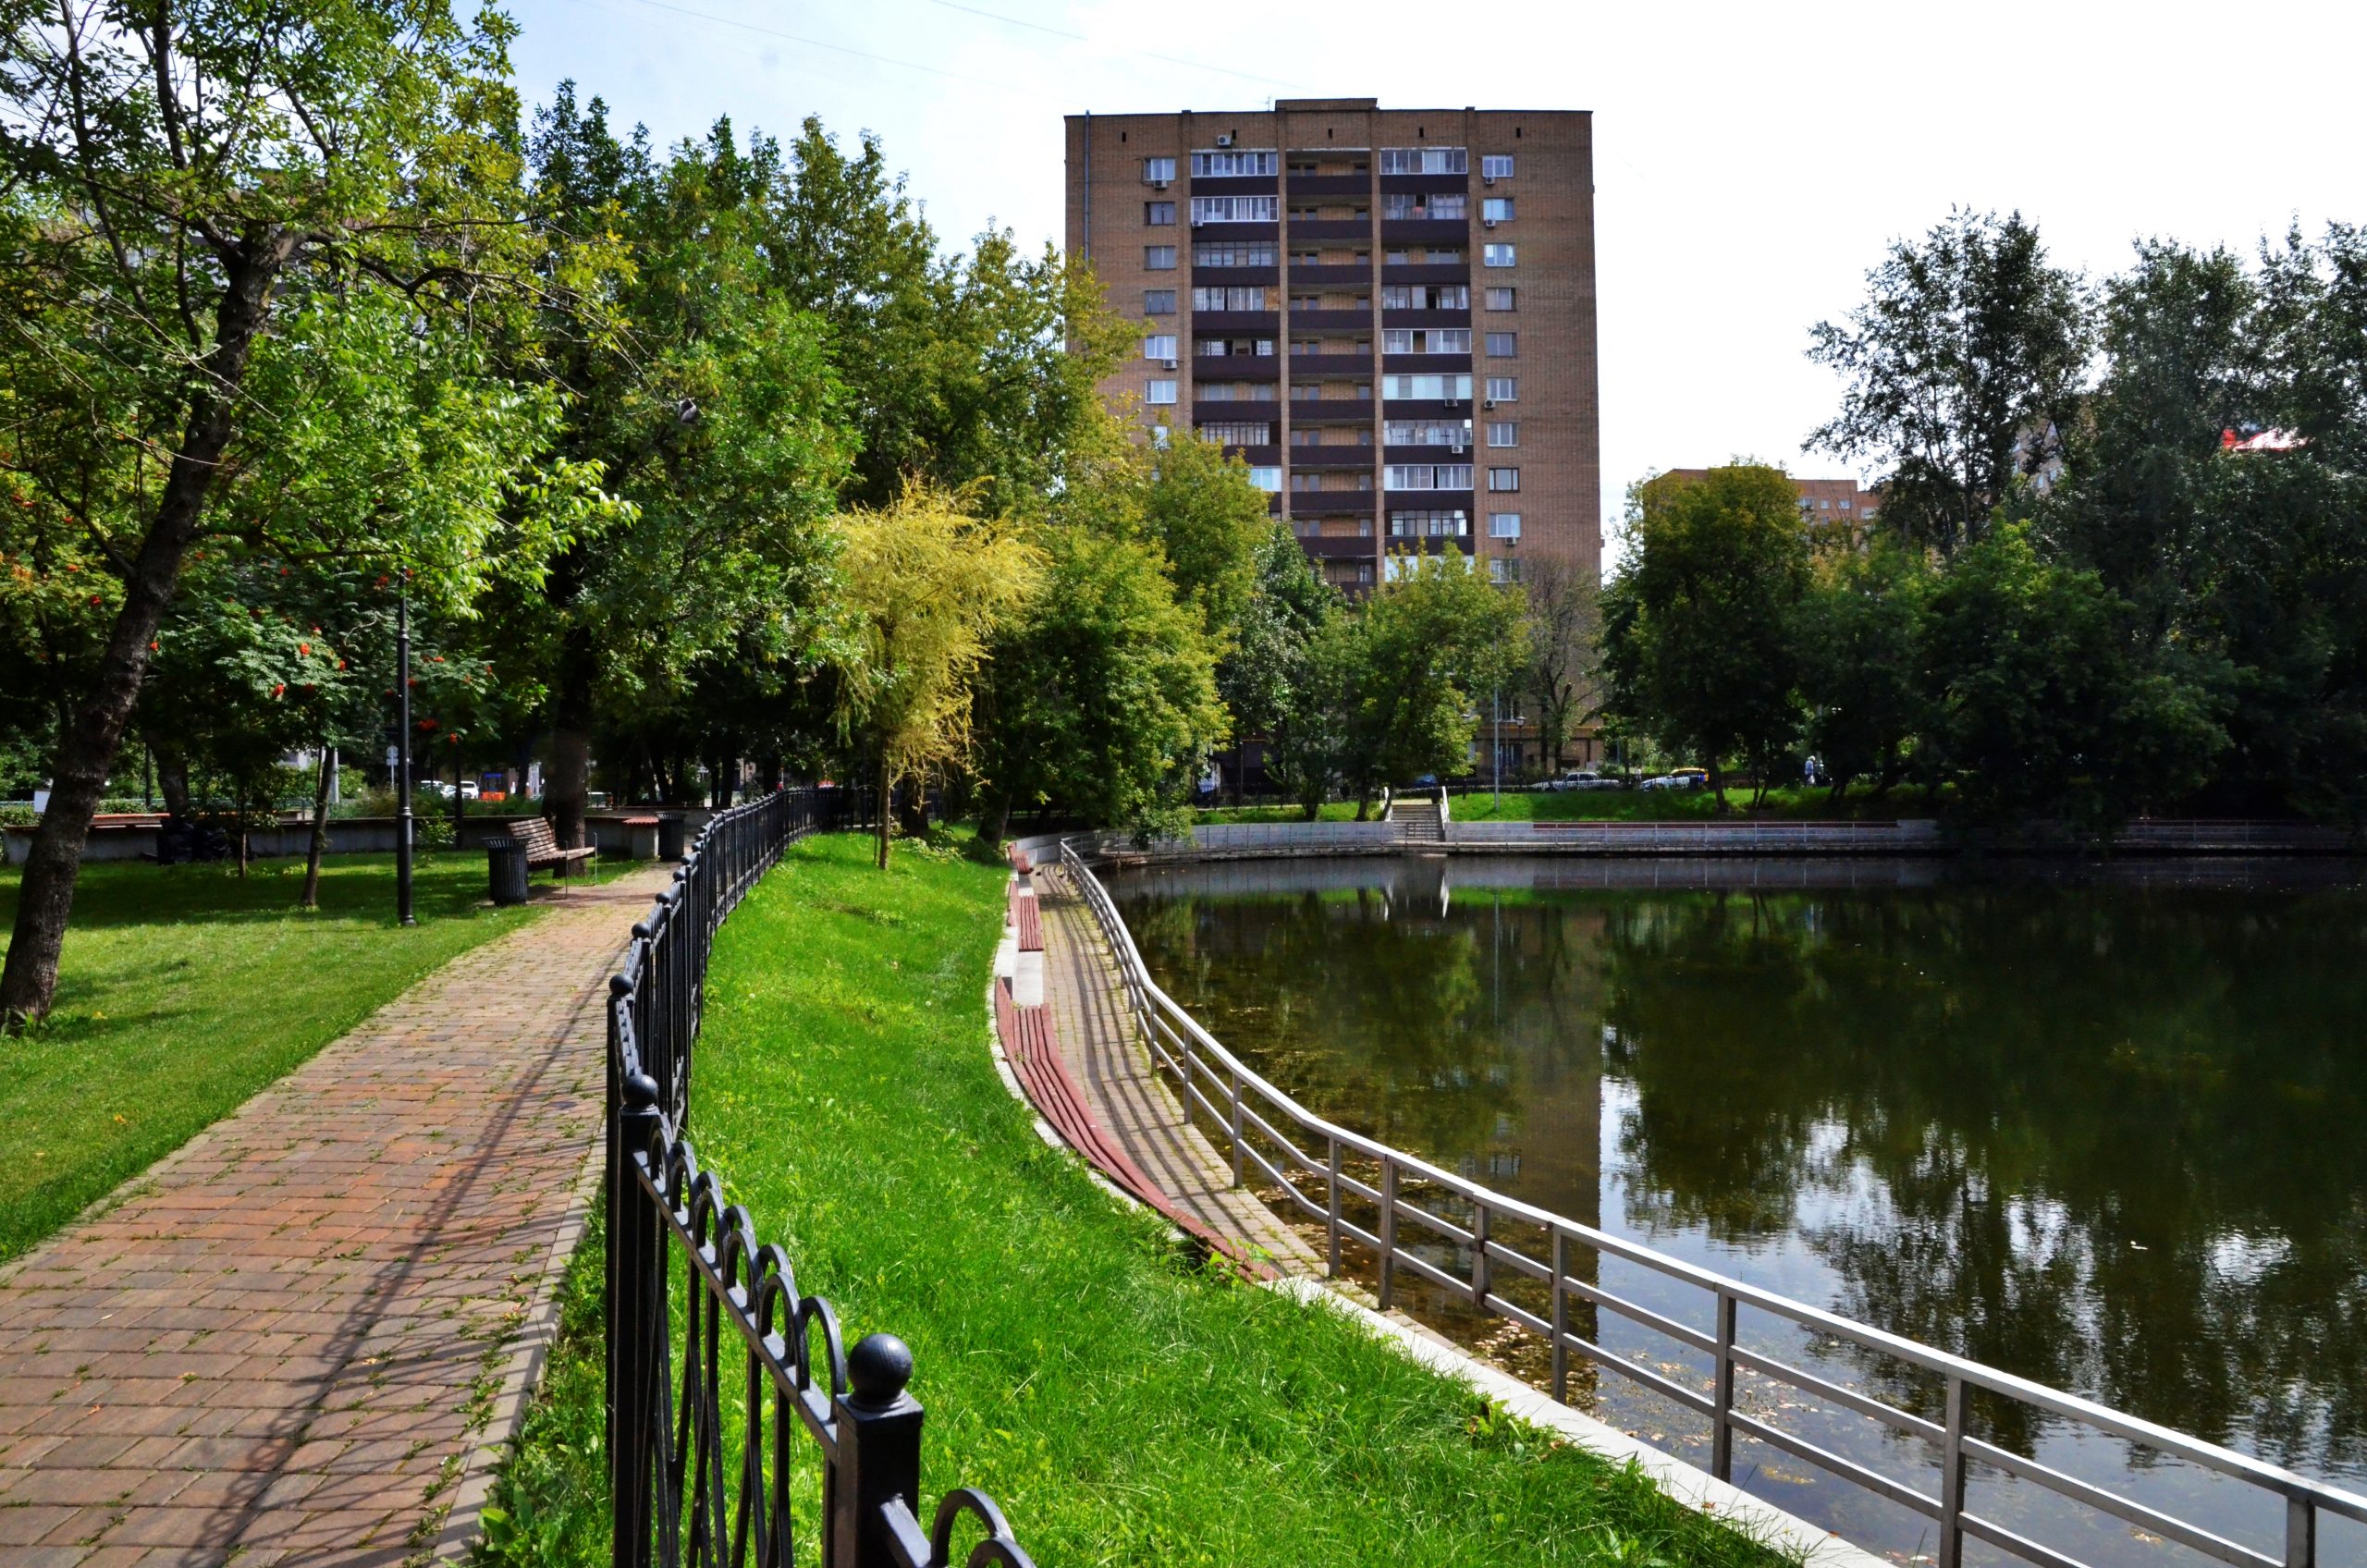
left=0, top=865, right=670, bottom=1567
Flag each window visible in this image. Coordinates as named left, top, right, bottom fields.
left=1485, top=376, right=1518, bottom=401
left=1482, top=197, right=1515, bottom=223
left=1483, top=243, right=1516, bottom=267
left=1484, top=287, right=1516, bottom=312
left=1840, top=499, right=1855, bottom=511
left=1385, top=420, right=1471, bottom=447
left=1194, top=241, right=1278, bottom=267
left=1331, top=560, right=1377, bottom=587
left=1381, top=192, right=1467, bottom=220
left=1382, top=327, right=1470, bottom=353
left=1146, top=380, right=1177, bottom=405
left=1381, top=284, right=1469, bottom=310
left=1149, top=423, right=1171, bottom=449
left=1489, top=557, right=1520, bottom=583
left=1490, top=512, right=1523, bottom=538
left=1146, top=245, right=1177, bottom=270
left=1384, top=463, right=1473, bottom=490
left=1191, top=148, right=1279, bottom=178
left=1144, top=288, right=1176, bottom=315
left=1192, top=286, right=1269, bottom=312
left=1488, top=466, right=1520, bottom=491
left=1387, top=509, right=1470, bottom=538
left=1487, top=422, right=1518, bottom=447
left=1191, top=194, right=1279, bottom=224
left=1247, top=466, right=1283, bottom=493
left=1382, top=373, right=1473, bottom=401
left=1202, top=422, right=1270, bottom=446
left=1145, top=202, right=1175, bottom=226
left=1485, top=332, right=1517, bottom=357
left=1379, top=147, right=1467, bottom=175
left=1144, top=156, right=1176, bottom=184
left=1143, top=334, right=1178, bottom=361
left=1480, top=153, right=1515, bottom=179
left=1196, top=382, right=1267, bottom=402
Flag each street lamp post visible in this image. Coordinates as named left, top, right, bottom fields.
left=396, top=587, right=415, bottom=927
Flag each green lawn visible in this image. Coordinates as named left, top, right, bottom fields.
left=0, top=851, right=577, bottom=1261
left=478, top=832, right=1779, bottom=1567
left=1202, top=783, right=1945, bottom=825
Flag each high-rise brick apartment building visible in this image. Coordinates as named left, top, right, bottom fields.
left=1064, top=100, right=1600, bottom=594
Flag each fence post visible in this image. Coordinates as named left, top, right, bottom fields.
left=1469, top=1200, right=1490, bottom=1308
left=1711, top=1290, right=1736, bottom=1482
left=1379, top=1158, right=1399, bottom=1310
left=1938, top=1374, right=1968, bottom=1568
left=1325, top=1137, right=1342, bottom=1279
left=830, top=1335, right=925, bottom=1568
left=1229, top=1067, right=1244, bottom=1187
left=2287, top=1498, right=2317, bottom=1568
left=610, top=1068, right=664, bottom=1568
left=1550, top=1229, right=1569, bottom=1403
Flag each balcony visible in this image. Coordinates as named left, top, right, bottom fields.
left=1286, top=263, right=1371, bottom=287
left=1195, top=355, right=1279, bottom=380
left=1188, top=220, right=1278, bottom=243
left=1286, top=495, right=1378, bottom=519
left=1378, top=397, right=1472, bottom=422
left=1192, top=310, right=1279, bottom=334
left=1286, top=353, right=1371, bottom=377
left=1382, top=487, right=1478, bottom=512
left=1229, top=444, right=1280, bottom=466
left=1286, top=447, right=1376, bottom=469
left=1383, top=352, right=1473, bottom=374
left=1286, top=218, right=1371, bottom=242
left=1380, top=308, right=1471, bottom=329
left=1295, top=533, right=1380, bottom=560
left=1286, top=174, right=1371, bottom=197
left=1189, top=174, right=1278, bottom=194
left=1289, top=399, right=1377, bottom=425
left=1380, top=218, right=1469, bottom=246
left=1383, top=443, right=1471, bottom=464
left=1381, top=263, right=1471, bottom=286
left=1288, top=309, right=1369, bottom=331
left=1378, top=172, right=1471, bottom=195
left=1191, top=398, right=1279, bottom=426
left=1190, top=264, right=1278, bottom=288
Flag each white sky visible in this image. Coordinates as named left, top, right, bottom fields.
left=509, top=0, right=2366, bottom=571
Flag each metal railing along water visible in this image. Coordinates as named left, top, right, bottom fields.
left=1060, top=839, right=2367, bottom=1568
left=607, top=787, right=1033, bottom=1568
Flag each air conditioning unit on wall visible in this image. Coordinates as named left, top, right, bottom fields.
left=1216, top=133, right=1234, bottom=147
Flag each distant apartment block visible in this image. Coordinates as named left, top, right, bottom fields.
left=1065, top=99, right=1601, bottom=594
left=1660, top=470, right=1883, bottom=538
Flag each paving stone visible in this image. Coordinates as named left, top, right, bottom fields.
left=0, top=867, right=670, bottom=1564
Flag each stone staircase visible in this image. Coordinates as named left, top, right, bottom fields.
left=1391, top=797, right=1445, bottom=846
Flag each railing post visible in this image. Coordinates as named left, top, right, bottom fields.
left=830, top=1335, right=925, bottom=1568
left=1711, top=1290, right=1736, bottom=1482
left=2287, top=1498, right=2316, bottom=1568
left=610, top=1068, right=664, bottom=1568
left=1550, top=1229, right=1569, bottom=1403
left=1379, top=1158, right=1398, bottom=1310
left=1468, top=1199, right=1490, bottom=1308
left=1938, top=1374, right=1968, bottom=1568
left=1229, top=1067, right=1244, bottom=1187
left=1325, top=1136, right=1342, bottom=1279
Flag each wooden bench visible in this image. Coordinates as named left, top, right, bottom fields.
left=509, top=815, right=597, bottom=879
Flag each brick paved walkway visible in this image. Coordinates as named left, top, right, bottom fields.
left=0, top=866, right=672, bottom=1567
left=1036, top=870, right=1318, bottom=1274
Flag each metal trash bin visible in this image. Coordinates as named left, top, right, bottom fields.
left=486, top=837, right=530, bottom=906
left=657, top=814, right=686, bottom=862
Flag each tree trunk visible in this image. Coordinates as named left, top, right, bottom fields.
left=1, top=234, right=291, bottom=1028
left=153, top=738, right=191, bottom=820
left=975, top=791, right=1011, bottom=849
left=1709, top=759, right=1729, bottom=814
left=875, top=753, right=892, bottom=869
left=547, top=623, right=596, bottom=851
left=301, top=743, right=333, bottom=910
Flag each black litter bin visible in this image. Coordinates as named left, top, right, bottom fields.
left=486, top=837, right=530, bottom=906
left=657, top=814, right=686, bottom=862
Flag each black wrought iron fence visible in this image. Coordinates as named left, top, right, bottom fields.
left=606, top=786, right=1033, bottom=1568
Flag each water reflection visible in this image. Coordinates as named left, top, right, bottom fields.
left=1112, top=856, right=2367, bottom=1488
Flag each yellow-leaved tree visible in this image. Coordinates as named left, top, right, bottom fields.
left=833, top=484, right=1040, bottom=867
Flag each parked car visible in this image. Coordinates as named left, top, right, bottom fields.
left=1671, top=768, right=1710, bottom=790
left=1639, top=774, right=1682, bottom=790
left=1547, top=769, right=1622, bottom=791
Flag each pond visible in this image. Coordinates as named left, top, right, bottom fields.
left=1108, top=854, right=2367, bottom=1567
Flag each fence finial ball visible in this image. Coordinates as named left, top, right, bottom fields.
left=847, top=1333, right=914, bottom=1405
left=622, top=1071, right=661, bottom=1111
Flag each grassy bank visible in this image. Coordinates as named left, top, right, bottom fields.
left=0, top=852, right=557, bottom=1261
left=1202, top=784, right=1945, bottom=825
left=479, top=831, right=1777, bottom=1566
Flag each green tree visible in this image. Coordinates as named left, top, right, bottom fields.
left=1809, top=211, right=2090, bottom=557
left=1219, top=525, right=1340, bottom=808
left=833, top=484, right=1036, bottom=868
left=1517, top=554, right=1600, bottom=774
left=1793, top=540, right=1930, bottom=798
left=1333, top=549, right=1527, bottom=815
left=0, top=5, right=564, bottom=1026
left=1600, top=465, right=1810, bottom=807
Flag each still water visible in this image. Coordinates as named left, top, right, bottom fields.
left=1109, top=855, right=2367, bottom=1566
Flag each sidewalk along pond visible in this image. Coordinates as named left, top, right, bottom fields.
left=1108, top=853, right=2367, bottom=1568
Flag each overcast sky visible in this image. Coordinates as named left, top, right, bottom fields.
left=508, top=0, right=2365, bottom=566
